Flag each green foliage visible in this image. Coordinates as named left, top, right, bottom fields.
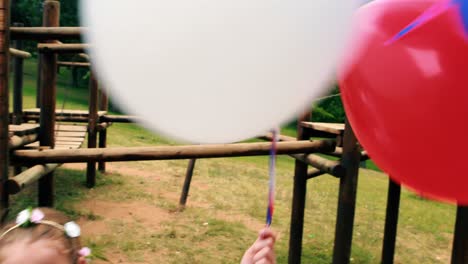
left=12, top=0, right=80, bottom=26
left=312, top=86, right=345, bottom=123
left=11, top=0, right=81, bottom=54
left=11, top=0, right=43, bottom=26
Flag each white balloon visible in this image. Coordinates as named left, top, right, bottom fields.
left=80, top=0, right=355, bottom=143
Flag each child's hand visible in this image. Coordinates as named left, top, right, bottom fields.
left=241, top=228, right=276, bottom=264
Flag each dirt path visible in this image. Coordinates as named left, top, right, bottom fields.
left=64, top=162, right=265, bottom=263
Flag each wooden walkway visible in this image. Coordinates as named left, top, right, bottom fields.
left=10, top=123, right=87, bottom=150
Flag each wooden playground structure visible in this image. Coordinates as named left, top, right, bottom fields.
left=0, top=1, right=467, bottom=263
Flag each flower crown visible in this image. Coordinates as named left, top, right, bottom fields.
left=0, top=208, right=91, bottom=259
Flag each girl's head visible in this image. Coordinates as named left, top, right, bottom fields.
left=0, top=208, right=89, bottom=264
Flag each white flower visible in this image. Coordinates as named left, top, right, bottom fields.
left=64, top=221, right=81, bottom=238
left=16, top=209, right=31, bottom=225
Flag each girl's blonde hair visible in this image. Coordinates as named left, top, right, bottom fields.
left=0, top=208, right=82, bottom=263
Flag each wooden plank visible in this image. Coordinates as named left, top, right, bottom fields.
left=55, top=146, right=80, bottom=149
left=301, top=122, right=345, bottom=135
left=24, top=108, right=106, bottom=117
left=57, top=61, right=90, bottom=68
left=55, top=141, right=82, bottom=145
left=55, top=124, right=87, bottom=132
left=56, top=131, right=86, bottom=137
left=8, top=124, right=39, bottom=136
left=56, top=136, right=85, bottom=142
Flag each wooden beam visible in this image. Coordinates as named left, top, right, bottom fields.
left=261, top=133, right=343, bottom=177
left=9, top=48, right=31, bottom=59
left=12, top=23, right=25, bottom=126
left=38, top=0, right=60, bottom=207
left=307, top=168, right=326, bottom=179
left=452, top=206, right=468, bottom=264
left=9, top=134, right=38, bottom=150
left=332, top=120, right=361, bottom=264
left=57, top=61, right=90, bottom=68
left=179, top=159, right=197, bottom=209
left=10, top=26, right=83, bottom=40
left=97, top=122, right=112, bottom=131
left=7, top=164, right=60, bottom=195
left=381, top=178, right=401, bottom=264
left=101, top=115, right=140, bottom=123
left=0, top=0, right=11, bottom=214
left=288, top=111, right=311, bottom=264
left=87, top=72, right=98, bottom=187
left=38, top=43, right=89, bottom=54
left=98, top=88, right=108, bottom=172
left=56, top=41, right=88, bottom=61
left=12, top=140, right=336, bottom=164
left=294, top=153, right=344, bottom=178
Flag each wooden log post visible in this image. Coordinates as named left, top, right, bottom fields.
left=98, top=86, right=108, bottom=172
left=451, top=206, right=468, bottom=264
left=288, top=111, right=311, bottom=264
left=179, top=159, right=197, bottom=209
left=12, top=140, right=336, bottom=164
left=12, top=23, right=24, bottom=175
left=0, top=0, right=10, bottom=219
left=12, top=23, right=23, bottom=125
left=36, top=55, right=42, bottom=107
left=86, top=71, right=98, bottom=187
left=38, top=0, right=59, bottom=207
left=381, top=178, right=401, bottom=264
left=332, top=119, right=361, bottom=264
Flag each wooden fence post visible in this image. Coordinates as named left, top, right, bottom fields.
left=12, top=22, right=24, bottom=175
left=86, top=71, right=98, bottom=187
left=12, top=22, right=23, bottom=125
left=98, top=86, right=108, bottom=172
left=332, top=119, right=360, bottom=264
left=381, top=178, right=401, bottom=264
left=288, top=111, right=311, bottom=264
left=0, top=0, right=10, bottom=220
left=179, top=159, right=197, bottom=209
left=38, top=0, right=59, bottom=207
left=451, top=206, right=468, bottom=264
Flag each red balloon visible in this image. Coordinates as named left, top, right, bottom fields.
left=339, top=0, right=468, bottom=204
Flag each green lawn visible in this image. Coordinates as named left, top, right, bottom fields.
left=7, top=58, right=457, bottom=263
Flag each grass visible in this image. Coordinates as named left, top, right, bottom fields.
left=5, top=58, right=457, bottom=263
